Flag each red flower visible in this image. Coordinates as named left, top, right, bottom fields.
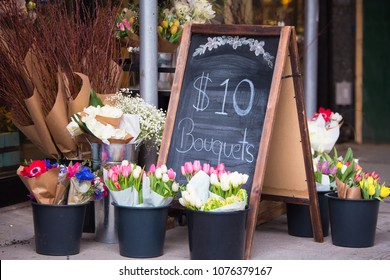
left=20, top=160, right=48, bottom=178
left=312, top=107, right=332, bottom=122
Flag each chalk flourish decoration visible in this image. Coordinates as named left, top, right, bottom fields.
left=193, top=36, right=275, bottom=68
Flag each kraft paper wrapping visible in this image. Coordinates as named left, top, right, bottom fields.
left=24, top=46, right=51, bottom=100
left=336, top=178, right=362, bottom=199
left=67, top=72, right=91, bottom=118
left=17, top=166, right=69, bottom=205
left=158, top=34, right=180, bottom=53
left=46, top=72, right=78, bottom=158
left=24, top=90, right=60, bottom=158
left=95, top=115, right=121, bottom=128
left=67, top=177, right=91, bottom=205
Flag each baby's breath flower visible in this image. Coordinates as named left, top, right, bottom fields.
left=108, top=91, right=166, bottom=151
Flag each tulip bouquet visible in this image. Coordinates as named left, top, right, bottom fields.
left=321, top=147, right=390, bottom=201
left=104, top=160, right=179, bottom=207
left=308, top=107, right=343, bottom=154
left=179, top=161, right=249, bottom=212
left=142, top=164, right=180, bottom=207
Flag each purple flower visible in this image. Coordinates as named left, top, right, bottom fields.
left=75, top=166, right=95, bottom=182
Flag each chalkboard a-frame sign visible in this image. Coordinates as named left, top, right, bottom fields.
left=158, top=24, right=323, bottom=259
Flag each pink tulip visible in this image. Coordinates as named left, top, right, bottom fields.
left=193, top=160, right=201, bottom=172
left=184, top=162, right=194, bottom=174
left=209, top=167, right=215, bottom=174
left=149, top=164, right=156, bottom=174
left=167, top=168, right=176, bottom=180
left=107, top=168, right=115, bottom=179
left=111, top=172, right=119, bottom=183
left=202, top=163, right=210, bottom=174
left=216, top=163, right=225, bottom=172
left=122, top=164, right=132, bottom=177
left=181, top=166, right=186, bottom=176
left=117, top=22, right=125, bottom=31
left=123, top=18, right=131, bottom=30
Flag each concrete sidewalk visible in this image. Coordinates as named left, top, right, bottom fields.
left=1, top=143, right=390, bottom=260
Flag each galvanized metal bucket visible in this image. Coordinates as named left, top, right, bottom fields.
left=91, top=143, right=139, bottom=244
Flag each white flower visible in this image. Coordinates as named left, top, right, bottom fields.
left=155, top=168, right=162, bottom=179
left=108, top=92, right=166, bottom=150
left=172, top=182, right=179, bottom=192
left=84, top=105, right=123, bottom=118
left=162, top=173, right=169, bottom=183
left=220, top=173, right=230, bottom=191
left=121, top=160, right=129, bottom=166
left=160, top=164, right=168, bottom=174
left=66, top=119, right=83, bottom=137
left=209, top=173, right=220, bottom=186
left=133, top=166, right=142, bottom=179
left=241, top=174, right=249, bottom=185
left=228, top=172, right=240, bottom=188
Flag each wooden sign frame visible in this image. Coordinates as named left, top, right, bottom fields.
left=158, top=24, right=322, bottom=259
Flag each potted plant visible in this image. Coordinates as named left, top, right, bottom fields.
left=17, top=159, right=106, bottom=256
left=179, top=161, right=249, bottom=260
left=287, top=107, right=342, bottom=238
left=325, top=148, right=390, bottom=248
left=105, top=161, right=179, bottom=258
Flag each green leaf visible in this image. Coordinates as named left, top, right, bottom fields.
left=89, top=89, right=104, bottom=107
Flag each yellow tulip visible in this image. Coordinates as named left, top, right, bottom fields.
left=367, top=176, right=374, bottom=185
left=336, top=162, right=343, bottom=169
left=129, top=17, right=135, bottom=25
left=170, top=25, right=178, bottom=35
left=380, top=186, right=390, bottom=198
left=158, top=26, right=163, bottom=34
left=173, top=19, right=180, bottom=27
left=161, top=20, right=169, bottom=29
left=368, top=184, right=376, bottom=196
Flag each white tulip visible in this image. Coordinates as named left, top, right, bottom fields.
left=162, top=173, right=169, bottom=183
left=155, top=168, right=162, bottom=179
left=172, top=182, right=179, bottom=192
left=160, top=164, right=168, bottom=174
left=220, top=173, right=230, bottom=191
left=210, top=173, right=220, bottom=186
left=133, top=166, right=142, bottom=179
left=241, top=174, right=249, bottom=185
left=121, top=160, right=129, bottom=166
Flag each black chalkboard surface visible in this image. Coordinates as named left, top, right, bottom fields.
left=166, top=33, right=279, bottom=190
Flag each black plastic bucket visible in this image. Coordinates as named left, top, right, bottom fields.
left=186, top=207, right=249, bottom=260
left=32, top=201, right=87, bottom=256
left=326, top=192, right=379, bottom=248
left=287, top=190, right=331, bottom=237
left=113, top=203, right=169, bottom=258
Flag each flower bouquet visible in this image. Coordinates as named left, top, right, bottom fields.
left=17, top=159, right=107, bottom=255
left=179, top=161, right=249, bottom=212
left=324, top=147, right=390, bottom=247
left=67, top=90, right=141, bottom=145
left=308, top=107, right=343, bottom=154
left=104, top=160, right=179, bottom=207
left=17, top=159, right=107, bottom=205
left=179, top=160, right=249, bottom=260
left=104, top=161, right=179, bottom=257
left=116, top=0, right=216, bottom=53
